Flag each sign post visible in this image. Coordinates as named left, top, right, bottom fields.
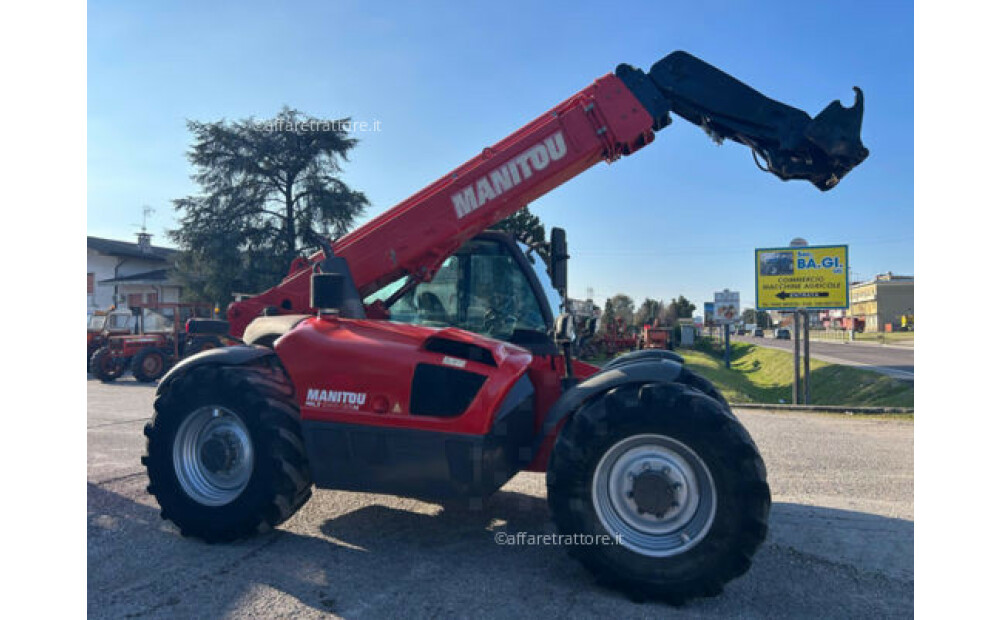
left=714, top=290, right=740, bottom=369
left=793, top=311, right=800, bottom=404
left=756, top=243, right=848, bottom=405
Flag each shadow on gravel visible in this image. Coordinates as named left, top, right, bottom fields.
left=88, top=483, right=913, bottom=619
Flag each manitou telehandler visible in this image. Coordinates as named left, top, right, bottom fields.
left=143, top=50, right=867, bottom=602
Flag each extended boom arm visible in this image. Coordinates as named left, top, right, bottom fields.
left=227, top=50, right=868, bottom=337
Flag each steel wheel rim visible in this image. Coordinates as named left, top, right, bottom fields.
left=591, top=433, right=717, bottom=557
left=143, top=353, right=163, bottom=375
left=173, top=406, right=254, bottom=506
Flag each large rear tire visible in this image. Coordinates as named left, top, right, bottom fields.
left=143, top=360, right=313, bottom=542
left=132, top=347, right=169, bottom=383
left=546, top=381, right=770, bottom=603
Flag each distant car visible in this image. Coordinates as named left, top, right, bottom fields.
left=753, top=329, right=764, bottom=337
left=775, top=328, right=791, bottom=340
left=736, top=329, right=747, bottom=335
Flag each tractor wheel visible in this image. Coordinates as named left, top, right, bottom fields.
left=142, top=361, right=312, bottom=542
left=677, top=367, right=732, bottom=414
left=90, top=347, right=123, bottom=382
left=185, top=336, right=221, bottom=358
left=546, top=382, right=770, bottom=603
left=132, top=348, right=169, bottom=383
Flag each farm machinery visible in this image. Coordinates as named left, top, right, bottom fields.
left=90, top=302, right=236, bottom=383
left=142, top=50, right=867, bottom=601
left=87, top=307, right=133, bottom=366
left=639, top=321, right=673, bottom=350
left=592, top=316, right=640, bottom=357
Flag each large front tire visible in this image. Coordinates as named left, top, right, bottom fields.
left=90, top=347, right=123, bottom=382
left=547, top=381, right=770, bottom=603
left=143, top=361, right=312, bottom=542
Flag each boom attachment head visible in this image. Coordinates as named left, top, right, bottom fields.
left=616, top=51, right=869, bottom=190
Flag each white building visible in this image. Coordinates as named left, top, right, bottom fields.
left=87, top=233, right=183, bottom=317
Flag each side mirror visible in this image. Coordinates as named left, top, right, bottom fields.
left=554, top=313, right=575, bottom=344
left=550, top=227, right=568, bottom=298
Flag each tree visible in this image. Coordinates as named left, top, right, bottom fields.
left=493, top=206, right=549, bottom=263
left=602, top=294, right=635, bottom=331
left=636, top=298, right=663, bottom=327
left=663, top=295, right=696, bottom=323
left=755, top=310, right=773, bottom=329
left=741, top=308, right=757, bottom=325
left=170, top=107, right=370, bottom=302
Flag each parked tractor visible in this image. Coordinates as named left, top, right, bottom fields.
left=593, top=316, right=640, bottom=357
left=86, top=307, right=133, bottom=366
left=142, top=50, right=867, bottom=601
left=90, top=303, right=235, bottom=383
left=639, top=321, right=673, bottom=350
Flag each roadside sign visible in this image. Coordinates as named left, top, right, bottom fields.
left=703, top=302, right=715, bottom=326
left=713, top=290, right=740, bottom=324
left=755, top=245, right=849, bottom=310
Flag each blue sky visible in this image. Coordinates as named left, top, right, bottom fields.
left=88, top=0, right=913, bottom=311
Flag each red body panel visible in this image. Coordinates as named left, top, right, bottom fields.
left=274, top=316, right=598, bottom=469
left=227, top=75, right=654, bottom=338
left=276, top=317, right=533, bottom=435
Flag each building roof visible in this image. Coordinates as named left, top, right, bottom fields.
left=87, top=236, right=178, bottom=261
left=98, top=269, right=172, bottom=285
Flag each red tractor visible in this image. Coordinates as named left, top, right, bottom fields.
left=640, top=321, right=673, bottom=350
left=594, top=316, right=640, bottom=357
left=90, top=302, right=236, bottom=383
left=86, top=307, right=133, bottom=367
left=141, top=50, right=867, bottom=601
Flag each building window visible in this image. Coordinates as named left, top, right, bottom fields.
left=146, top=292, right=158, bottom=305
left=127, top=293, right=143, bottom=307
left=87, top=273, right=95, bottom=295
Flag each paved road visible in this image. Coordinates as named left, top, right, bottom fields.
left=88, top=378, right=913, bottom=618
left=732, top=335, right=914, bottom=380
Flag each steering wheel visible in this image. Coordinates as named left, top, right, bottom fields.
left=417, top=291, right=449, bottom=324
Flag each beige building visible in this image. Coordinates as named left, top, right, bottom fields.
left=846, top=273, right=913, bottom=332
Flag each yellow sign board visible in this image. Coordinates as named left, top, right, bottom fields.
left=755, top=245, right=849, bottom=310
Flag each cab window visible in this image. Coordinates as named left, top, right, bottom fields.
left=366, top=239, right=548, bottom=341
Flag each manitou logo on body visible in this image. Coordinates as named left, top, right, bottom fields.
left=452, top=131, right=568, bottom=219
left=304, top=389, right=368, bottom=410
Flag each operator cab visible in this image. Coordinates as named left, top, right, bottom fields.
left=364, top=231, right=560, bottom=354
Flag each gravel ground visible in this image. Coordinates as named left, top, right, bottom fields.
left=88, top=377, right=913, bottom=618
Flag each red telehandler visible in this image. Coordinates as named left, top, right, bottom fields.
left=143, top=50, right=867, bottom=602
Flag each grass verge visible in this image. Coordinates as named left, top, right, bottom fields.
left=679, top=339, right=914, bottom=408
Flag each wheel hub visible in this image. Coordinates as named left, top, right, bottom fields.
left=173, top=406, right=254, bottom=506
left=199, top=432, right=243, bottom=475
left=629, top=469, right=682, bottom=519
left=592, top=434, right=717, bottom=557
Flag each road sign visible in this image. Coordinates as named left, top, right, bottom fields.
left=713, top=290, right=740, bottom=324
left=755, top=244, right=849, bottom=310
left=703, top=302, right=715, bottom=326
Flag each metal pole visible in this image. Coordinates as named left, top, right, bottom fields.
left=802, top=309, right=811, bottom=404
left=793, top=311, right=800, bottom=405
left=724, top=323, right=731, bottom=369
